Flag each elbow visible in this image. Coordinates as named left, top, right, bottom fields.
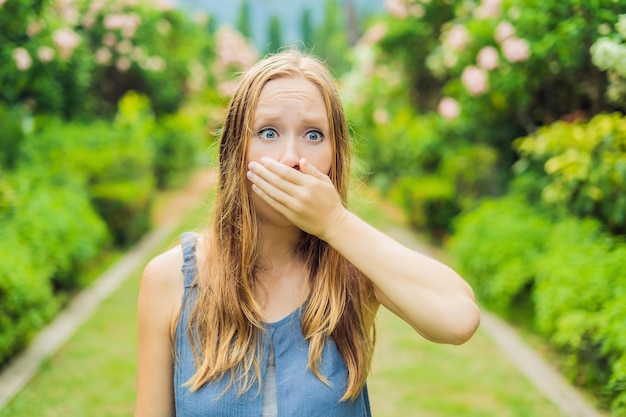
left=447, top=301, right=481, bottom=345
left=420, top=297, right=480, bottom=345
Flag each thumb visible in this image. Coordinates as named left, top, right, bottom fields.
left=299, top=158, right=329, bottom=180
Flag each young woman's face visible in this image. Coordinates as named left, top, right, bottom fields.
left=246, top=77, right=334, bottom=224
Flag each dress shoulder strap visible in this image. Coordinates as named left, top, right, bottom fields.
left=180, top=232, right=199, bottom=289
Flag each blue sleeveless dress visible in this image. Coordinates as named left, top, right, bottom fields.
left=174, top=233, right=372, bottom=416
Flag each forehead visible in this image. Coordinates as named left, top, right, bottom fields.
left=255, top=77, right=327, bottom=115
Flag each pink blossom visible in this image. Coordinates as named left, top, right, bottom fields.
left=477, top=46, right=499, bottom=70
left=461, top=66, right=489, bottom=96
left=438, top=97, right=460, bottom=120
left=102, top=32, right=117, bottom=48
left=501, top=37, right=530, bottom=62
left=104, top=13, right=141, bottom=38
left=0, top=0, right=6, bottom=7
left=373, top=108, right=390, bottom=124
left=13, top=48, right=32, bottom=71
left=116, top=57, right=131, bottom=72
left=444, top=24, right=470, bottom=52
left=116, top=39, right=132, bottom=54
left=474, top=0, right=501, bottom=19
left=53, top=28, right=81, bottom=60
left=385, top=0, right=408, bottom=19
left=214, top=26, right=258, bottom=74
left=145, top=56, right=166, bottom=72
left=89, top=0, right=105, bottom=14
left=362, top=22, right=387, bottom=45
left=53, top=0, right=79, bottom=26
left=104, top=14, right=124, bottom=30
left=131, top=46, right=146, bottom=62
left=82, top=14, right=96, bottom=30
left=37, top=46, right=55, bottom=62
left=409, top=4, right=425, bottom=19
left=495, top=21, right=516, bottom=43
left=95, top=47, right=112, bottom=65
left=155, top=0, right=176, bottom=10
left=27, top=21, right=43, bottom=37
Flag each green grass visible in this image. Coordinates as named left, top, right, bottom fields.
left=0, top=180, right=562, bottom=416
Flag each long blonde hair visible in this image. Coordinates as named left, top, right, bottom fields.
left=184, top=50, right=377, bottom=401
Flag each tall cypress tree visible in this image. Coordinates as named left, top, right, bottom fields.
left=314, top=0, right=349, bottom=75
left=300, top=7, right=313, bottom=50
left=267, top=14, right=283, bottom=53
left=236, top=0, right=251, bottom=39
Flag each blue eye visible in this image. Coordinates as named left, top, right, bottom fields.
left=306, top=130, right=323, bottom=142
left=258, top=128, right=277, bottom=140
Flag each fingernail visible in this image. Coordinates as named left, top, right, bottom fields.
left=248, top=161, right=257, bottom=170
left=260, top=157, right=269, bottom=164
left=246, top=170, right=254, bottom=179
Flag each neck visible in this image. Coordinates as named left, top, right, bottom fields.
left=257, top=222, right=302, bottom=271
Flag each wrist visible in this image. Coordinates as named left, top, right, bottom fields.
left=320, top=207, right=352, bottom=245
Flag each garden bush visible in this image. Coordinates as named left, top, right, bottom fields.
left=532, top=218, right=626, bottom=404
left=449, top=196, right=626, bottom=413
left=0, top=104, right=25, bottom=170
left=388, top=175, right=459, bottom=239
left=152, top=108, right=208, bottom=189
left=18, top=92, right=157, bottom=246
left=0, top=167, right=108, bottom=366
left=448, top=195, right=550, bottom=314
left=513, top=112, right=626, bottom=234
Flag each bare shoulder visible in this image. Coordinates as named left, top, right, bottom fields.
left=138, top=244, right=185, bottom=325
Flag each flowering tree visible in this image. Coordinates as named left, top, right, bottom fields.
left=342, top=0, right=625, bottom=236
left=0, top=0, right=215, bottom=119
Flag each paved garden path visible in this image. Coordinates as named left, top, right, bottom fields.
left=0, top=168, right=606, bottom=416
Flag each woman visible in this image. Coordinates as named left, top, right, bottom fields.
left=135, top=50, right=480, bottom=417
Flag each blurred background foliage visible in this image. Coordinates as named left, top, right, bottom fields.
left=0, top=0, right=224, bottom=369
left=2, top=0, right=626, bottom=415
left=341, top=0, right=626, bottom=414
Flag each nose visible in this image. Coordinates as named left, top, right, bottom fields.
left=278, top=136, right=301, bottom=170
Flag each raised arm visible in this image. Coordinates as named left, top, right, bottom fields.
left=247, top=157, right=480, bottom=344
left=322, top=209, right=479, bottom=344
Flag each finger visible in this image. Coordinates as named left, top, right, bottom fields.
left=259, top=157, right=307, bottom=185
left=248, top=169, right=296, bottom=209
left=299, top=158, right=331, bottom=181
left=248, top=160, right=301, bottom=195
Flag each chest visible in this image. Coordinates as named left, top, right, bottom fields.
left=173, top=307, right=371, bottom=417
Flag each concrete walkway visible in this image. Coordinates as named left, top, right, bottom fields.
left=0, top=175, right=607, bottom=417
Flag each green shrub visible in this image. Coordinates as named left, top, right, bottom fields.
left=388, top=175, right=459, bottom=239
left=152, top=109, right=207, bottom=189
left=0, top=104, right=25, bottom=170
left=532, top=219, right=617, bottom=386
left=448, top=195, right=550, bottom=314
left=21, top=93, right=156, bottom=246
left=514, top=112, right=626, bottom=233
left=450, top=195, right=626, bottom=412
left=0, top=167, right=108, bottom=366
